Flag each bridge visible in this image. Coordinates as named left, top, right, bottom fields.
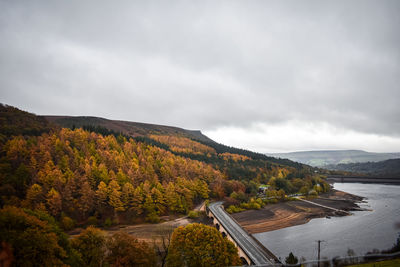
left=207, top=202, right=279, bottom=266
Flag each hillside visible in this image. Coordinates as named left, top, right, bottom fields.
left=326, top=158, right=400, bottom=178
left=267, top=150, right=400, bottom=167
left=0, top=104, right=53, bottom=138
left=46, top=115, right=305, bottom=169
left=45, top=115, right=215, bottom=143
left=0, top=104, right=332, bottom=267
left=0, top=104, right=326, bottom=226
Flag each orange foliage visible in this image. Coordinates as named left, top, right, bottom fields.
left=150, top=135, right=216, bottom=155
left=1, top=128, right=220, bottom=222
left=220, top=152, right=250, bottom=161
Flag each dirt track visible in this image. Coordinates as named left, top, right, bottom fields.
left=69, top=202, right=207, bottom=243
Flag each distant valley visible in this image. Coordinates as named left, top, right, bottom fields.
left=266, top=150, right=400, bottom=167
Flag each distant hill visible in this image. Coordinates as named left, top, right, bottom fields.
left=45, top=115, right=215, bottom=143
left=266, top=150, right=400, bottom=167
left=327, top=158, right=400, bottom=178
left=0, top=104, right=53, bottom=138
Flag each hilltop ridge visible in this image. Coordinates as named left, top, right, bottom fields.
left=45, top=115, right=215, bottom=143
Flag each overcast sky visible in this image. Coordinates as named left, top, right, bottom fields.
left=1, top=1, right=399, bottom=153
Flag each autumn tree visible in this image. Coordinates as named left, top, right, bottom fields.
left=131, top=186, right=144, bottom=215
left=151, top=184, right=166, bottom=215
left=46, top=188, right=62, bottom=217
left=153, top=225, right=174, bottom=267
left=107, top=231, right=157, bottom=267
left=95, top=181, right=108, bottom=209
left=165, top=183, right=184, bottom=213
left=121, top=182, right=135, bottom=210
left=211, top=183, right=225, bottom=199
left=78, top=181, right=95, bottom=219
left=0, top=206, right=67, bottom=266
left=193, top=179, right=210, bottom=200
left=166, top=223, right=240, bottom=267
left=108, top=180, right=124, bottom=212
left=71, top=226, right=106, bottom=267
left=24, top=183, right=43, bottom=210
left=144, top=194, right=159, bottom=223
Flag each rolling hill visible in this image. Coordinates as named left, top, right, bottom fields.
left=266, top=150, right=400, bottom=167
left=326, top=158, right=400, bottom=178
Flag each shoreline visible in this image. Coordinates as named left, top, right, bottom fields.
left=231, top=189, right=364, bottom=234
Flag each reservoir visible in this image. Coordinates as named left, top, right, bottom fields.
left=254, top=183, right=400, bottom=261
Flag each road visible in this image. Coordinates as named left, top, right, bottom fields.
left=208, top=202, right=275, bottom=266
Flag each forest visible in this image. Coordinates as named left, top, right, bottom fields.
left=0, top=104, right=329, bottom=266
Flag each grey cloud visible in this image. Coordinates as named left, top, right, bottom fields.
left=0, top=0, right=399, bottom=140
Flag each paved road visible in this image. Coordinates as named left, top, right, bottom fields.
left=208, top=202, right=275, bottom=266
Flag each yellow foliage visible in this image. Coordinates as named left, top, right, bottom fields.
left=220, top=152, right=250, bottom=161
left=150, top=135, right=216, bottom=155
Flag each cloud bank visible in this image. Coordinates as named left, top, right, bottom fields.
left=1, top=1, right=399, bottom=152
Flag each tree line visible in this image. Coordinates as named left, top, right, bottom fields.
left=0, top=206, right=240, bottom=266
left=0, top=128, right=218, bottom=225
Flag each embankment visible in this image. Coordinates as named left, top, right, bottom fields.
left=232, top=190, right=363, bottom=234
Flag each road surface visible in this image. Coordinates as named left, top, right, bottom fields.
left=208, top=202, right=275, bottom=266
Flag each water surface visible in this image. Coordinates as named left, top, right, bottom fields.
left=254, top=183, right=400, bottom=261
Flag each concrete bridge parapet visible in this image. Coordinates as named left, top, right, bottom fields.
left=207, top=208, right=253, bottom=265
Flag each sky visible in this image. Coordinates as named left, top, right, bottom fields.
left=1, top=0, right=399, bottom=153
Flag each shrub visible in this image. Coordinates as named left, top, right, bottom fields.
left=145, top=212, right=160, bottom=223
left=309, top=190, right=318, bottom=197
left=61, top=216, right=75, bottom=231
left=226, top=205, right=245, bottom=214
left=263, top=198, right=278, bottom=204
left=87, top=216, right=98, bottom=226
left=188, top=211, right=200, bottom=219
left=104, top=218, right=113, bottom=228
left=240, top=198, right=263, bottom=210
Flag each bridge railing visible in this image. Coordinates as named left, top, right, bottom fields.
left=222, top=207, right=280, bottom=263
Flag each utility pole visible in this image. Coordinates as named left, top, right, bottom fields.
left=316, top=240, right=325, bottom=267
